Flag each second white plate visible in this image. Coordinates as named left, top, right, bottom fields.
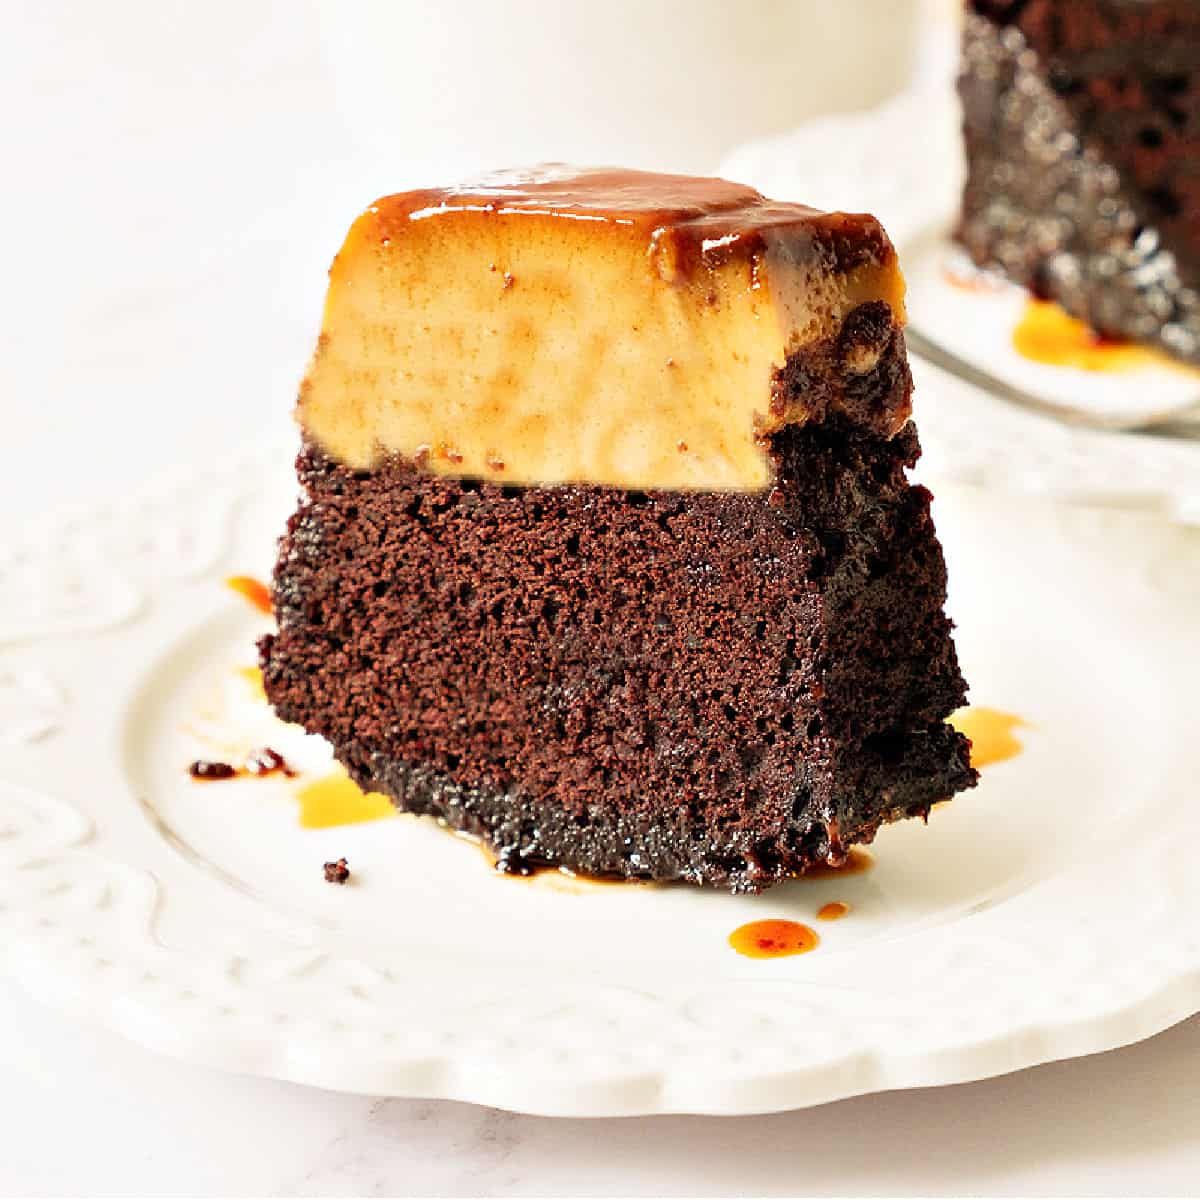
left=721, top=43, right=1200, bottom=445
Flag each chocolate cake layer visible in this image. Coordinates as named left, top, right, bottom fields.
left=960, top=1, right=1200, bottom=364
left=262, top=324, right=976, bottom=892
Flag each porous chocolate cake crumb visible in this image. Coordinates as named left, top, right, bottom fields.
left=323, top=857, right=351, bottom=885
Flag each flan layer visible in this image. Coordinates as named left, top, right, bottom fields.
left=299, top=166, right=908, bottom=490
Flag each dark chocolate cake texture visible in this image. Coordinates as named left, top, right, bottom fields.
left=261, top=166, right=977, bottom=893
left=960, top=0, right=1200, bottom=364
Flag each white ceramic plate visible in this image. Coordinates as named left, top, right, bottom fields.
left=902, top=236, right=1200, bottom=431
left=908, top=356, right=1200, bottom=529
left=1, top=441, right=1198, bottom=1115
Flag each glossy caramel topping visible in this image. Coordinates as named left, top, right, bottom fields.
left=299, top=165, right=906, bottom=490
left=388, top=167, right=886, bottom=269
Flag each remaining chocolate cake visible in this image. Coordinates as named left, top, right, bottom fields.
left=959, top=0, right=1200, bottom=365
left=261, top=167, right=976, bottom=893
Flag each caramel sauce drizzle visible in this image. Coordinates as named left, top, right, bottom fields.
left=949, top=707, right=1026, bottom=770
left=816, top=901, right=850, bottom=921
left=237, top=665, right=267, bottom=701
left=449, top=830, right=644, bottom=890
left=1012, top=299, right=1167, bottom=373
left=799, top=847, right=874, bottom=878
left=187, top=747, right=295, bottom=782
left=293, top=772, right=396, bottom=830
left=226, top=575, right=273, bottom=616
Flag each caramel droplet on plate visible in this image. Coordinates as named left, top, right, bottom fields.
left=1012, top=299, right=1171, bottom=373
left=728, top=919, right=819, bottom=959
left=226, top=575, right=273, bottom=616
left=295, top=773, right=396, bottom=829
left=237, top=665, right=267, bottom=701
left=949, top=707, right=1026, bottom=769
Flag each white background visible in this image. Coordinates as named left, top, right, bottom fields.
left=3, top=2, right=1199, bottom=1195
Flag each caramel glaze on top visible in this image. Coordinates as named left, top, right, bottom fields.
left=379, top=165, right=897, bottom=284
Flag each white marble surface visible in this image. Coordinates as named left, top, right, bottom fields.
left=5, top=2, right=1200, bottom=1194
